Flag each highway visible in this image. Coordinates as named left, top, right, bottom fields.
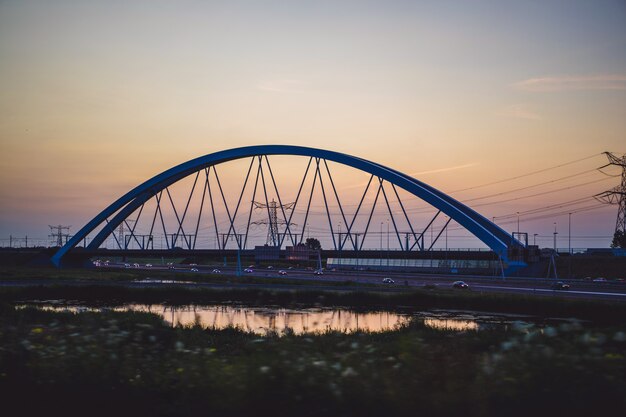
left=82, top=261, right=626, bottom=302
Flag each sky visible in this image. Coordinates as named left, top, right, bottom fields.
left=0, top=0, right=625, bottom=250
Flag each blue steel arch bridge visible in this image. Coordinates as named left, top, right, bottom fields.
left=51, top=145, right=526, bottom=269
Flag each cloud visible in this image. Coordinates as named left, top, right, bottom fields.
left=500, top=104, right=541, bottom=120
left=257, top=79, right=306, bottom=93
left=409, top=163, right=478, bottom=177
left=341, top=162, right=478, bottom=190
left=513, top=74, right=626, bottom=92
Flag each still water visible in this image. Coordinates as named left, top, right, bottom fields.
left=21, top=302, right=549, bottom=335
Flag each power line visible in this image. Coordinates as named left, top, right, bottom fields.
left=460, top=168, right=599, bottom=202
left=493, top=196, right=595, bottom=220
left=594, top=152, right=626, bottom=243
left=449, top=153, right=601, bottom=193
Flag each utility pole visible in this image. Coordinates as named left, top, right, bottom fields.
left=568, top=213, right=572, bottom=255
left=386, top=218, right=390, bottom=269
left=533, top=233, right=538, bottom=246
left=595, top=152, right=626, bottom=246
left=568, top=212, right=572, bottom=279
left=553, top=222, right=558, bottom=252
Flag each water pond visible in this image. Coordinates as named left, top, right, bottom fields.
left=20, top=301, right=582, bottom=335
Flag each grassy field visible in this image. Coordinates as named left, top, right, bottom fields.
left=2, top=266, right=626, bottom=416
left=1, top=305, right=624, bottom=417
left=0, top=265, right=370, bottom=287
left=3, top=280, right=626, bottom=326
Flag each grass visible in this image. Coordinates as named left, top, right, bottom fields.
left=0, top=265, right=370, bottom=287
left=2, top=281, right=626, bottom=325
left=1, top=305, right=624, bottom=417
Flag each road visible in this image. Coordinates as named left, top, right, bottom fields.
left=71, top=261, right=626, bottom=301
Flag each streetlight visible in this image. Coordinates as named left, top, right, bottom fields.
left=568, top=213, right=572, bottom=255
left=386, top=218, right=390, bottom=268
left=553, top=222, right=558, bottom=252
left=568, top=212, right=572, bottom=278
left=337, top=221, right=342, bottom=250
left=516, top=212, right=520, bottom=234
left=386, top=218, right=390, bottom=251
left=533, top=233, right=538, bottom=246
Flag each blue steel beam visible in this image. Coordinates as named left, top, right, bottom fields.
left=51, top=145, right=523, bottom=265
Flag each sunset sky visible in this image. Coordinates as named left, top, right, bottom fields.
left=1, top=0, right=625, bottom=249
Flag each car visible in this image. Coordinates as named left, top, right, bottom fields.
left=593, top=277, right=607, bottom=282
left=551, top=281, right=570, bottom=290
left=267, top=265, right=274, bottom=269
left=145, top=263, right=152, bottom=267
left=124, top=263, right=131, bottom=268
left=133, top=263, right=140, bottom=268
left=452, top=281, right=469, bottom=289
left=382, top=278, right=394, bottom=284
left=278, top=270, right=287, bottom=276
left=189, top=263, right=197, bottom=266
left=190, top=268, right=199, bottom=272
left=288, top=266, right=294, bottom=270
left=314, top=269, right=324, bottom=275
left=244, top=268, right=254, bottom=273
left=212, top=269, right=221, bottom=274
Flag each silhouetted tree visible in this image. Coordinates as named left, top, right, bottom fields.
left=305, top=238, right=322, bottom=250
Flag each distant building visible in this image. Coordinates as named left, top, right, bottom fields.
left=254, top=245, right=280, bottom=261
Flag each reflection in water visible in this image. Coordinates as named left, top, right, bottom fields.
left=21, top=303, right=529, bottom=335
left=127, top=305, right=409, bottom=335
left=423, top=318, right=478, bottom=331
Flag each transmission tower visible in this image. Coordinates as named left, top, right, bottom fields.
left=594, top=152, right=626, bottom=242
left=48, top=225, right=71, bottom=247
left=252, top=199, right=295, bottom=247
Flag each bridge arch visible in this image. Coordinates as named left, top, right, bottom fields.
left=51, top=145, right=523, bottom=266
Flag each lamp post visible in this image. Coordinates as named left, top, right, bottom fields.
left=568, top=213, right=572, bottom=278
left=386, top=218, right=390, bottom=269
left=553, top=222, right=558, bottom=252
left=516, top=212, right=520, bottom=234
left=386, top=219, right=390, bottom=251
left=337, top=221, right=342, bottom=250
left=533, top=233, right=538, bottom=246
left=568, top=213, right=572, bottom=255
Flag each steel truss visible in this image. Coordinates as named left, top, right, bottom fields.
left=52, top=145, right=523, bottom=266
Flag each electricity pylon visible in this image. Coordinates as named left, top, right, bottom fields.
left=595, top=152, right=626, bottom=245
left=48, top=225, right=71, bottom=247
left=252, top=199, right=295, bottom=247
